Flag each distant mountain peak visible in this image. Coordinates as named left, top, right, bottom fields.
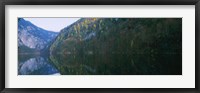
left=18, top=18, right=58, bottom=52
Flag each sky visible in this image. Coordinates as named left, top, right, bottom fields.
left=24, top=18, right=80, bottom=32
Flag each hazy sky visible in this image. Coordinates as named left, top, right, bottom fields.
left=24, top=18, right=80, bottom=32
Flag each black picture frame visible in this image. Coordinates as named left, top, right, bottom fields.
left=0, top=0, right=200, bottom=93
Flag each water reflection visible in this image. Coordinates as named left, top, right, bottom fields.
left=18, top=55, right=60, bottom=75
left=18, top=52, right=182, bottom=75
left=49, top=52, right=182, bottom=75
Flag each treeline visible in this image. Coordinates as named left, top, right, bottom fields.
left=50, top=18, right=182, bottom=56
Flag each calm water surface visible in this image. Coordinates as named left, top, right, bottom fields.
left=18, top=54, right=60, bottom=75
left=18, top=53, right=182, bottom=75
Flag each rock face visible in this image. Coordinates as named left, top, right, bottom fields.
left=18, top=18, right=58, bottom=52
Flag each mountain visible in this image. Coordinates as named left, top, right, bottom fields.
left=49, top=18, right=182, bottom=75
left=18, top=18, right=58, bottom=53
left=50, top=18, right=182, bottom=55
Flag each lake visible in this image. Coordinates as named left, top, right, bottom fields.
left=18, top=54, right=60, bottom=75
left=18, top=52, right=182, bottom=75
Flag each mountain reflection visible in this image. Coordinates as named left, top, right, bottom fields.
left=18, top=56, right=60, bottom=75
left=18, top=53, right=182, bottom=75
left=49, top=53, right=182, bottom=75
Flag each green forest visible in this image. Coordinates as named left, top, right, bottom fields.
left=48, top=18, right=182, bottom=75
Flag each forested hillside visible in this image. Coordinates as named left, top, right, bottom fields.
left=49, top=18, right=182, bottom=75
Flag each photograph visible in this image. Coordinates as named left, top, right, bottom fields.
left=2, top=0, right=199, bottom=91
left=18, top=18, right=182, bottom=75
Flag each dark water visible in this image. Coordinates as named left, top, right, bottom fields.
left=18, top=53, right=182, bottom=75
left=50, top=52, right=181, bottom=75
left=18, top=54, right=60, bottom=75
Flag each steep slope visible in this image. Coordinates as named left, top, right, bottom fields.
left=18, top=18, right=58, bottom=53
left=49, top=18, right=182, bottom=75
left=50, top=18, right=182, bottom=55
